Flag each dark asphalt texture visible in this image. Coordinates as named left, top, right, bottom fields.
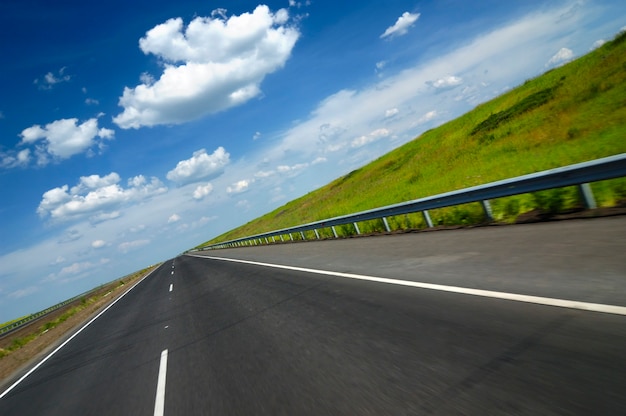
left=0, top=217, right=624, bottom=415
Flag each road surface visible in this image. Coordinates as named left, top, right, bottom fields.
left=1, top=217, right=624, bottom=415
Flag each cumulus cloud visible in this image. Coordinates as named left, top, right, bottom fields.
left=276, top=163, right=308, bottom=173
left=168, top=213, right=181, bottom=223
left=429, top=75, right=463, bottom=89
left=193, top=183, right=213, bottom=200
left=381, top=12, right=420, bottom=39
left=227, top=179, right=253, bottom=194
left=546, top=47, right=574, bottom=67
left=166, top=147, right=230, bottom=184
left=92, top=240, right=106, bottom=248
left=351, top=128, right=391, bottom=148
left=37, top=173, right=167, bottom=221
left=113, top=5, right=300, bottom=128
left=591, top=39, right=605, bottom=49
left=1, top=148, right=31, bottom=169
left=385, top=108, right=399, bottom=118
left=417, top=110, right=438, bottom=124
left=19, top=118, right=115, bottom=164
left=60, top=262, right=93, bottom=276
left=34, top=67, right=71, bottom=90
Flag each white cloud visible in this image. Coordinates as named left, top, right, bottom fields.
left=92, top=240, right=106, bottom=248
left=166, top=147, right=230, bottom=184
left=591, top=39, right=605, bottom=49
left=34, top=67, right=71, bottom=90
left=255, top=169, right=275, bottom=178
left=380, top=12, right=420, bottom=39
left=193, top=183, right=214, bottom=200
left=113, top=5, right=300, bottom=128
left=85, top=98, right=100, bottom=106
left=276, top=163, right=308, bottom=173
left=19, top=118, right=115, bottom=163
left=1, top=148, right=31, bottom=169
left=546, top=47, right=574, bottom=67
left=385, top=108, right=399, bottom=118
left=118, top=239, right=150, bottom=253
left=168, top=213, right=181, bottom=223
left=37, top=173, right=167, bottom=221
left=429, top=75, right=463, bottom=89
left=351, top=128, right=391, bottom=148
left=227, top=179, right=253, bottom=194
left=60, top=262, right=92, bottom=275
left=417, top=110, right=437, bottom=124
left=253, top=131, right=262, bottom=140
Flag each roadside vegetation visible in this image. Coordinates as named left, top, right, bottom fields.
left=201, top=31, right=626, bottom=246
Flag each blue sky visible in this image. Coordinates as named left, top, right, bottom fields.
left=1, top=0, right=624, bottom=321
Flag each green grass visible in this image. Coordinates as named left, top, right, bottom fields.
left=200, top=31, right=626, bottom=246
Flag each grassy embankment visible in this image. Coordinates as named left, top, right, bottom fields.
left=201, top=31, right=626, bottom=246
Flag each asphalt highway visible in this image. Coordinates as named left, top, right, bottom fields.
left=0, top=217, right=624, bottom=415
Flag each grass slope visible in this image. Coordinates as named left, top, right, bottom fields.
left=202, top=32, right=626, bottom=246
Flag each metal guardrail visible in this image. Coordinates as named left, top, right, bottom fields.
left=200, top=153, right=626, bottom=250
left=0, top=298, right=78, bottom=337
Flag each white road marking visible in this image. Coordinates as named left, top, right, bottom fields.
left=0, top=267, right=158, bottom=399
left=193, top=255, right=626, bottom=316
left=171, top=271, right=174, bottom=275
left=154, top=349, right=168, bottom=416
left=169, top=284, right=173, bottom=292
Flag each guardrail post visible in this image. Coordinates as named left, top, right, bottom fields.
left=481, top=200, right=494, bottom=221
left=578, top=183, right=597, bottom=209
left=300, top=231, right=306, bottom=240
left=265, top=238, right=269, bottom=244
left=280, top=235, right=284, bottom=242
left=353, top=222, right=361, bottom=235
left=314, top=229, right=320, bottom=239
left=331, top=226, right=338, bottom=238
left=272, top=236, right=276, bottom=243
left=382, top=217, right=391, bottom=232
left=289, top=233, right=293, bottom=241
left=422, top=210, right=434, bottom=228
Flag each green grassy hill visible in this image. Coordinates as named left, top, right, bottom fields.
left=201, top=31, right=626, bottom=246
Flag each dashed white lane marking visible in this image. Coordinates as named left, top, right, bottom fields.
left=171, top=271, right=174, bottom=275
left=193, top=255, right=626, bottom=316
left=169, top=284, right=173, bottom=292
left=154, top=349, right=168, bottom=416
left=0, top=267, right=158, bottom=399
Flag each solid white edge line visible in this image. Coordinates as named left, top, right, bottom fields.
left=0, top=266, right=160, bottom=400
left=189, top=254, right=626, bottom=316
left=153, top=349, right=168, bottom=416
